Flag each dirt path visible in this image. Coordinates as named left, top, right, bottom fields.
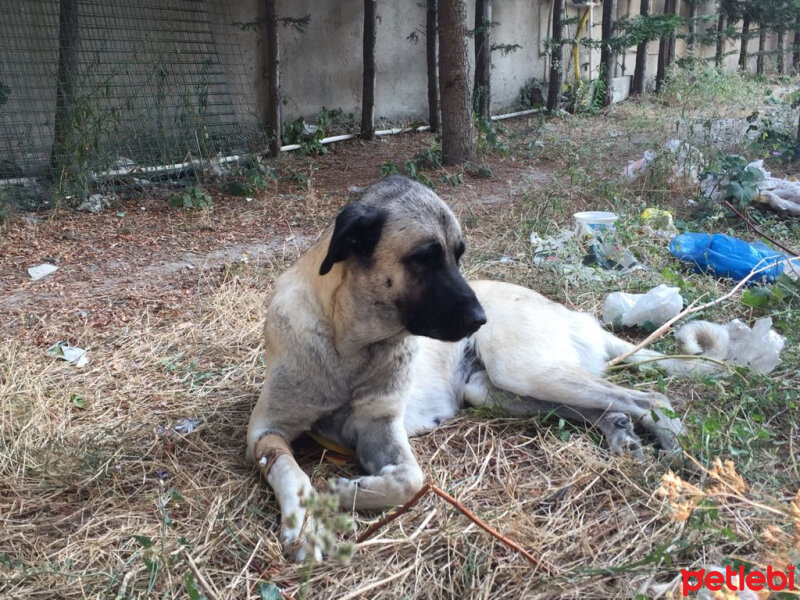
left=0, top=124, right=555, bottom=343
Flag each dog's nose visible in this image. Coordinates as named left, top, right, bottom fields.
left=462, top=303, right=487, bottom=335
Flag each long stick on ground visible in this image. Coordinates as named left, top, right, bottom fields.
left=428, top=484, right=546, bottom=571
left=356, top=483, right=549, bottom=572
left=356, top=483, right=432, bottom=543
left=606, top=257, right=799, bottom=368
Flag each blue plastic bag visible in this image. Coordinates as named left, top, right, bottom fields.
left=669, top=232, right=785, bottom=283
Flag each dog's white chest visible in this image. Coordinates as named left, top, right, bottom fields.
left=402, top=337, right=469, bottom=436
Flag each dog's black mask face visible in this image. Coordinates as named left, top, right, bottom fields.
left=395, top=239, right=486, bottom=342
left=318, top=177, right=486, bottom=343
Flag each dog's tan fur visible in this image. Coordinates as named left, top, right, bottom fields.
left=247, top=177, right=695, bottom=562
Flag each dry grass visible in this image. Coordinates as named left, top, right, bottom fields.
left=2, top=70, right=800, bottom=599
left=0, top=268, right=681, bottom=599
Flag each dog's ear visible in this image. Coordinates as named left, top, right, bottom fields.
left=319, top=203, right=387, bottom=275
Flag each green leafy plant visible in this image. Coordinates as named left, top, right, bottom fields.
left=741, top=274, right=799, bottom=309
left=746, top=110, right=796, bottom=162
left=439, top=172, right=463, bottom=186
left=380, top=161, right=399, bottom=177
left=282, top=107, right=349, bottom=156
left=283, top=117, right=328, bottom=155
left=706, top=154, right=765, bottom=206
left=475, top=116, right=508, bottom=155
left=563, top=78, right=602, bottom=114
left=380, top=146, right=441, bottom=188
left=518, top=78, right=545, bottom=109
left=169, top=187, right=212, bottom=209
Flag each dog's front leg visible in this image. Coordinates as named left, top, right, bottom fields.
left=332, top=415, right=424, bottom=511
left=251, top=433, right=323, bottom=562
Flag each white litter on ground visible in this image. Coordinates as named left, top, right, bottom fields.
left=45, top=341, right=89, bottom=368
left=675, top=317, right=785, bottom=374
left=603, top=284, right=683, bottom=328
left=749, top=160, right=800, bottom=216
left=622, top=139, right=704, bottom=184
left=78, top=193, right=113, bottom=213
left=27, top=263, right=58, bottom=280
left=665, top=139, right=704, bottom=184
left=702, top=159, right=800, bottom=216
left=173, top=418, right=201, bottom=435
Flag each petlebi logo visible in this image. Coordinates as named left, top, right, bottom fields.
left=681, top=564, right=796, bottom=597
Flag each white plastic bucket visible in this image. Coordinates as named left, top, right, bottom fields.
left=574, top=211, right=618, bottom=230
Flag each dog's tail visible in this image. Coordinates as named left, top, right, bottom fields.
left=674, top=320, right=730, bottom=359
left=603, top=321, right=730, bottom=377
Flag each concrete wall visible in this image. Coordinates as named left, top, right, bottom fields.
left=270, top=0, right=554, bottom=122
left=0, top=0, right=794, bottom=179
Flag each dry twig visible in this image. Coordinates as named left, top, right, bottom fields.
left=356, top=482, right=550, bottom=573
left=723, top=200, right=799, bottom=257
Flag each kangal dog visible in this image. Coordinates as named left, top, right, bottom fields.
left=246, top=176, right=713, bottom=561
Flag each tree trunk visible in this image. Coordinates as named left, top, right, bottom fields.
left=601, top=0, right=616, bottom=106
left=438, top=0, right=475, bottom=165
left=738, top=16, right=750, bottom=71
left=715, top=11, right=726, bottom=69
left=426, top=0, right=439, bottom=132
left=264, top=0, right=280, bottom=157
left=794, top=22, right=800, bottom=74
left=687, top=0, right=697, bottom=57
left=666, top=0, right=678, bottom=67
left=547, top=0, right=564, bottom=111
left=51, top=0, right=80, bottom=172
left=796, top=106, right=800, bottom=156
left=631, top=0, right=650, bottom=95
left=777, top=31, right=785, bottom=75
left=756, top=30, right=765, bottom=75
left=473, top=0, right=491, bottom=118
left=656, top=0, right=674, bottom=92
left=360, top=0, right=377, bottom=140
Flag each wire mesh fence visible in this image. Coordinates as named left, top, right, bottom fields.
left=0, top=0, right=267, bottom=209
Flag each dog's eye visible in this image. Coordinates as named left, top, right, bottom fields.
left=407, top=242, right=443, bottom=264
left=454, top=240, right=466, bottom=262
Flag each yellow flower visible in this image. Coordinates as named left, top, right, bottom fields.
left=708, top=458, right=746, bottom=496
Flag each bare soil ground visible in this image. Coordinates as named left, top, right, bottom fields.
left=2, top=73, right=799, bottom=600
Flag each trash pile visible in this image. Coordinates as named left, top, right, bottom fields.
left=675, top=317, right=785, bottom=375
left=702, top=158, right=800, bottom=216
left=529, top=199, right=793, bottom=375
left=529, top=208, right=652, bottom=284
left=623, top=139, right=705, bottom=185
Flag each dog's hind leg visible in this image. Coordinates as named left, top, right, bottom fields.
left=470, top=392, right=646, bottom=458
left=331, top=415, right=424, bottom=511
left=533, top=374, right=683, bottom=452
left=473, top=357, right=684, bottom=452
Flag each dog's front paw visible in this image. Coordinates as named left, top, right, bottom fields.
left=280, top=508, right=324, bottom=563
left=330, top=476, right=361, bottom=508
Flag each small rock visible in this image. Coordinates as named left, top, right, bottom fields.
left=173, top=418, right=201, bottom=435
left=78, top=194, right=112, bottom=213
